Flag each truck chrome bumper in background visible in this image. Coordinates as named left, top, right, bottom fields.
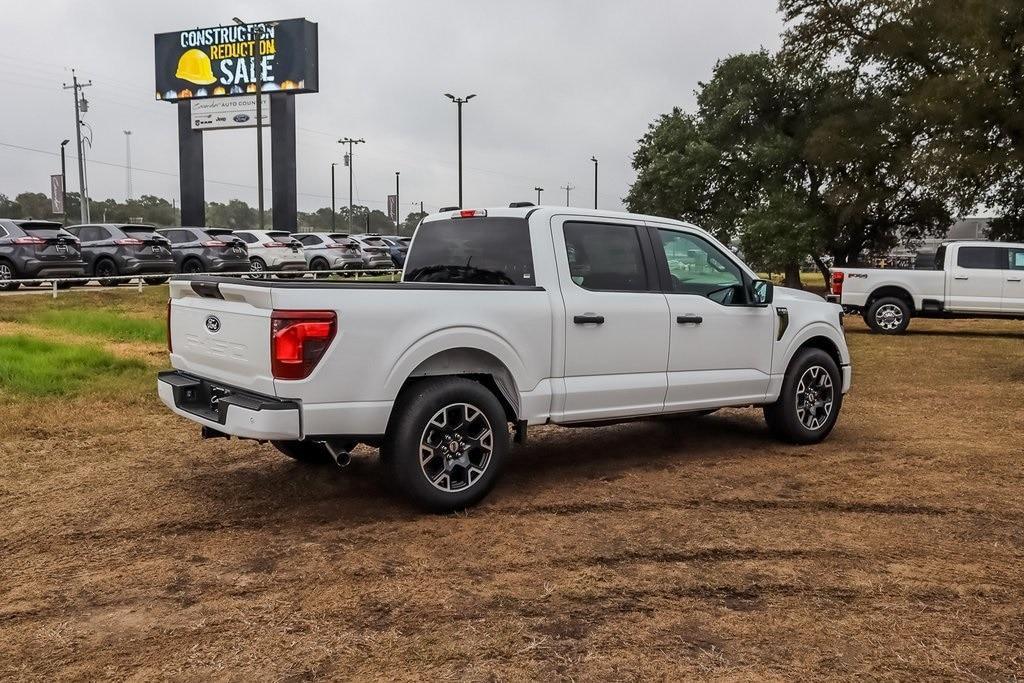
left=157, top=370, right=301, bottom=440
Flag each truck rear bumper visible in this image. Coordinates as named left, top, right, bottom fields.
left=158, top=370, right=301, bottom=440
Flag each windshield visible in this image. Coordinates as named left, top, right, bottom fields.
left=404, top=217, right=534, bottom=286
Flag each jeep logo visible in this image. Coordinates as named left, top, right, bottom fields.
left=205, top=315, right=221, bottom=333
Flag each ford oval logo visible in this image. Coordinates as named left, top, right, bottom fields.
left=233, top=114, right=250, bottom=123
left=205, top=315, right=221, bottom=333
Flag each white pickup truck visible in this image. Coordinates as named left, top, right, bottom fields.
left=829, top=240, right=1024, bottom=334
left=160, top=206, right=851, bottom=511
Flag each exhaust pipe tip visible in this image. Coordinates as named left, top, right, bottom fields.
left=318, top=440, right=351, bottom=468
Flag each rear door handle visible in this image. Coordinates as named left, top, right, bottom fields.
left=573, top=314, right=605, bottom=325
left=954, top=276, right=969, bottom=280
left=676, top=315, right=703, bottom=324
left=1007, top=278, right=1022, bottom=282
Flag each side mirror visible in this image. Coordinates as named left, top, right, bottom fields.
left=750, top=279, right=773, bottom=306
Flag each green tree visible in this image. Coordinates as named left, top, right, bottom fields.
left=779, top=0, right=1022, bottom=237
left=627, top=50, right=951, bottom=285
left=206, top=199, right=256, bottom=229
left=401, top=211, right=427, bottom=235
left=15, top=192, right=55, bottom=220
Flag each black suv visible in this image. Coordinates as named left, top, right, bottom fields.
left=67, top=223, right=175, bottom=286
left=0, top=219, right=86, bottom=291
left=158, top=227, right=249, bottom=274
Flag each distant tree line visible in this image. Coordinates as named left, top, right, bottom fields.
left=626, top=0, right=1024, bottom=286
left=0, top=191, right=426, bottom=235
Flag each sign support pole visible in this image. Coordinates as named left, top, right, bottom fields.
left=271, top=94, right=297, bottom=232
left=177, top=101, right=205, bottom=226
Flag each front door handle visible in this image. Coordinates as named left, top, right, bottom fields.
left=573, top=314, right=605, bottom=325
left=954, top=276, right=969, bottom=281
left=1007, top=277, right=1022, bottom=282
left=676, top=314, right=703, bottom=324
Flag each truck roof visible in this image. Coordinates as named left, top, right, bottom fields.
left=422, top=206, right=703, bottom=232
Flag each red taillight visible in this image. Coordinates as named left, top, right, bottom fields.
left=13, top=236, right=45, bottom=245
left=166, top=299, right=173, bottom=353
left=115, top=238, right=144, bottom=246
left=830, top=271, right=845, bottom=296
left=201, top=240, right=227, bottom=247
left=271, top=310, right=337, bottom=380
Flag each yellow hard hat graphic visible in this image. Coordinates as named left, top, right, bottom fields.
left=175, top=49, right=217, bottom=85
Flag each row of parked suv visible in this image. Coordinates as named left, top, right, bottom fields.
left=0, top=219, right=409, bottom=290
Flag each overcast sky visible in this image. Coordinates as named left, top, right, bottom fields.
left=0, top=1, right=782, bottom=218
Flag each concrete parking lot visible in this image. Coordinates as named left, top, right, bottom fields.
left=1, top=290, right=1022, bottom=679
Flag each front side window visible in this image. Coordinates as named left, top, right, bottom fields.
left=957, top=246, right=1004, bottom=269
left=404, top=217, right=533, bottom=285
left=1008, top=248, right=1024, bottom=270
left=562, top=222, right=648, bottom=291
left=656, top=229, right=742, bottom=301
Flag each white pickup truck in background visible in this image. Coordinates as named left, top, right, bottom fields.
left=830, top=240, right=1024, bottom=334
left=160, top=206, right=851, bottom=511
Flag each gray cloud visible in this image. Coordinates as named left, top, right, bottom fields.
left=0, top=0, right=781, bottom=218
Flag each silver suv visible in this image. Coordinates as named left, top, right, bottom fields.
left=349, top=233, right=396, bottom=270
left=292, top=232, right=364, bottom=274
left=233, top=229, right=306, bottom=277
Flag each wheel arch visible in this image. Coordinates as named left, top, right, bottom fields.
left=779, top=322, right=848, bottom=375
left=866, top=285, right=915, bottom=312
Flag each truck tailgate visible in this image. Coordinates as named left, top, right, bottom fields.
left=168, top=280, right=277, bottom=396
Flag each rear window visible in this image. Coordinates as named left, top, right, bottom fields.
left=20, top=223, right=64, bottom=239
left=122, top=226, right=160, bottom=239
left=404, top=217, right=534, bottom=286
left=957, top=246, right=1004, bottom=269
left=362, top=237, right=387, bottom=247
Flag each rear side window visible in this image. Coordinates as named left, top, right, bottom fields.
left=235, top=232, right=258, bottom=244
left=1009, top=248, right=1024, bottom=270
left=957, top=246, right=1004, bottom=269
left=78, top=226, right=110, bottom=242
left=404, top=217, right=533, bottom=285
left=563, top=222, right=648, bottom=292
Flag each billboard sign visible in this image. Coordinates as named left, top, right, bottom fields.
left=191, top=96, right=270, bottom=130
left=154, top=18, right=318, bottom=101
left=50, top=174, right=64, bottom=214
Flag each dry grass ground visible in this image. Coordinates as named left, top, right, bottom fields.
left=1, top=289, right=1023, bottom=680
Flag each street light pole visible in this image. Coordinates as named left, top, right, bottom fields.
left=561, top=182, right=575, bottom=207
left=338, top=137, right=365, bottom=229
left=59, top=139, right=69, bottom=226
left=395, top=171, right=401, bottom=232
left=444, top=93, right=476, bottom=207
left=534, top=186, right=544, bottom=205
left=331, top=162, right=337, bottom=232
left=590, top=156, right=598, bottom=209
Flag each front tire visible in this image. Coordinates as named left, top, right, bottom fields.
left=383, top=378, right=509, bottom=512
left=0, top=260, right=20, bottom=291
left=764, top=348, right=843, bottom=444
left=866, top=296, right=911, bottom=334
left=249, top=257, right=267, bottom=279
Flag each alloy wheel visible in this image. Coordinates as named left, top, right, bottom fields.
left=874, top=303, right=904, bottom=331
left=418, top=403, right=494, bottom=493
left=795, top=365, right=835, bottom=430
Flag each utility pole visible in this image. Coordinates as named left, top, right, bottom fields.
left=444, top=93, right=475, bottom=207
left=331, top=162, right=338, bottom=232
left=338, top=137, right=365, bottom=230
left=63, top=69, right=92, bottom=223
left=124, top=130, right=133, bottom=201
left=395, top=171, right=400, bottom=232
left=534, top=186, right=544, bottom=205
left=590, top=156, right=598, bottom=209
left=561, top=182, right=575, bottom=207
left=59, top=139, right=69, bottom=226
left=234, top=18, right=276, bottom=230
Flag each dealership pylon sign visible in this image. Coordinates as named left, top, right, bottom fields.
left=154, top=18, right=318, bottom=231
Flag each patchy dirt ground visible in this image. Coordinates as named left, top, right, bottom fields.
left=2, top=315, right=1023, bottom=680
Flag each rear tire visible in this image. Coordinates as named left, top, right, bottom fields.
left=95, top=259, right=119, bottom=287
left=0, top=259, right=19, bottom=291
left=271, top=440, right=331, bottom=464
left=382, top=378, right=509, bottom=512
left=764, top=348, right=843, bottom=444
left=181, top=258, right=205, bottom=275
left=866, top=296, right=911, bottom=334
